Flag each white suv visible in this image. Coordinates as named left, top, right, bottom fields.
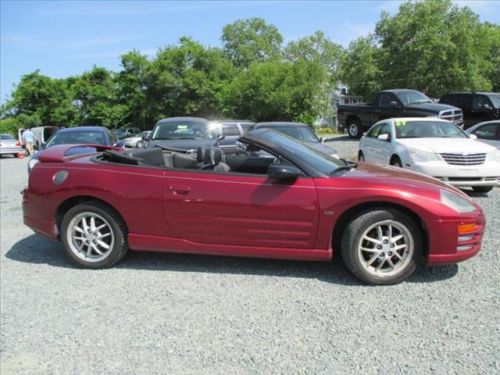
left=358, top=118, right=500, bottom=193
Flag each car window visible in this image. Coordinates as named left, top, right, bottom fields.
left=455, top=94, right=472, bottom=108
left=378, top=93, right=397, bottom=108
left=395, top=120, right=467, bottom=139
left=260, top=125, right=318, bottom=142
left=486, top=94, right=500, bottom=108
left=472, top=95, right=492, bottom=110
left=239, top=123, right=254, bottom=133
left=440, top=95, right=455, bottom=105
left=46, top=131, right=107, bottom=147
left=366, top=123, right=382, bottom=138
left=396, top=91, right=432, bottom=105
left=222, top=123, right=241, bottom=136
left=152, top=119, right=216, bottom=140
left=0, top=134, right=15, bottom=140
left=108, top=130, right=117, bottom=145
left=378, top=123, right=392, bottom=138
left=472, top=122, right=500, bottom=140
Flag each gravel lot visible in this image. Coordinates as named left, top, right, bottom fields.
left=1, top=138, right=499, bottom=374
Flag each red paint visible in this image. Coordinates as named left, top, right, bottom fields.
left=23, top=150, right=485, bottom=266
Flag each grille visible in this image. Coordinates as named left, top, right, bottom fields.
left=439, top=109, right=463, bottom=123
left=440, top=153, right=486, bottom=165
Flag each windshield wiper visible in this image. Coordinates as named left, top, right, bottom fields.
left=330, top=160, right=357, bottom=175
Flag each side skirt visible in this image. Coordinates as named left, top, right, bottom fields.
left=128, top=233, right=332, bottom=262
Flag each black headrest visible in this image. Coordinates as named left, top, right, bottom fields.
left=204, top=147, right=222, bottom=165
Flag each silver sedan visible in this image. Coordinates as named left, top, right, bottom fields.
left=0, top=134, right=23, bottom=157
left=466, top=120, right=500, bottom=149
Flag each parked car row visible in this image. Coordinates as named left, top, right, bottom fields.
left=337, top=89, right=499, bottom=138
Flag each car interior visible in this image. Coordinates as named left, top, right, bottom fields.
left=98, top=146, right=277, bottom=175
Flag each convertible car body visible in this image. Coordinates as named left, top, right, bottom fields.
left=23, top=129, right=485, bottom=284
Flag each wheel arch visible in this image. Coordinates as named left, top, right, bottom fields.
left=56, top=196, right=128, bottom=236
left=346, top=115, right=361, bottom=125
left=332, top=201, right=429, bottom=258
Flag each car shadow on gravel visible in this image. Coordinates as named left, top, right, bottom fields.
left=6, top=234, right=458, bottom=285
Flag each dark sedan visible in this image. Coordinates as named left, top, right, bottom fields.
left=28, top=126, right=121, bottom=173
left=249, top=122, right=339, bottom=158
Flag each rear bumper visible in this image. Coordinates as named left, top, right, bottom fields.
left=0, top=146, right=23, bottom=154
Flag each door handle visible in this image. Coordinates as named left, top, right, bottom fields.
left=169, top=185, right=191, bottom=195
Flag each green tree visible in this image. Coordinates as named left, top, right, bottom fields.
left=222, top=18, right=283, bottom=68
left=375, top=0, right=493, bottom=97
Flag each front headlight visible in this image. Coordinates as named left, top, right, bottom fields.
left=486, top=150, right=500, bottom=163
left=409, top=148, right=441, bottom=163
left=28, top=158, right=39, bottom=173
left=440, top=189, right=476, bottom=213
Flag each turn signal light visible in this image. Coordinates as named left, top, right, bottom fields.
left=458, top=223, right=478, bottom=234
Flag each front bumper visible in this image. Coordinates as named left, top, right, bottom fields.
left=427, top=208, right=485, bottom=266
left=410, top=161, right=500, bottom=187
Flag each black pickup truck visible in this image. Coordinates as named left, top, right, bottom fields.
left=337, top=89, right=463, bottom=138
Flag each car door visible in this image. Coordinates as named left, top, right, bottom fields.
left=377, top=93, right=402, bottom=121
left=371, top=122, right=393, bottom=164
left=361, top=123, right=382, bottom=162
left=161, top=166, right=319, bottom=249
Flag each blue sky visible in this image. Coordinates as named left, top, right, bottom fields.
left=1, top=0, right=499, bottom=103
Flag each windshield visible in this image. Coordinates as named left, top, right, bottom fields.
left=396, top=91, right=433, bottom=105
left=487, top=94, right=500, bottom=108
left=261, top=125, right=318, bottom=142
left=256, top=130, right=346, bottom=175
left=0, top=134, right=15, bottom=140
left=152, top=120, right=216, bottom=140
left=395, top=120, right=467, bottom=139
left=45, top=130, right=107, bottom=147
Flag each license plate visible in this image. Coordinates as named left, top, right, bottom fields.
left=458, top=169, right=478, bottom=177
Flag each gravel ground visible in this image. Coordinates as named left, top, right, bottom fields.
left=1, top=141, right=499, bottom=374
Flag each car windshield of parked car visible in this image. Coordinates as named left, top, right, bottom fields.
left=395, top=120, right=467, bottom=139
left=0, top=134, right=15, bottom=140
left=262, top=125, right=319, bottom=142
left=487, top=94, right=500, bottom=108
left=45, top=131, right=107, bottom=147
left=396, top=91, right=433, bottom=105
left=152, top=120, right=216, bottom=140
left=257, top=131, right=346, bottom=175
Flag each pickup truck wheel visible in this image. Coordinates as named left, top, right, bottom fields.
left=61, top=202, right=128, bottom=268
left=390, top=156, right=402, bottom=167
left=341, top=209, right=423, bottom=285
left=347, top=120, right=362, bottom=139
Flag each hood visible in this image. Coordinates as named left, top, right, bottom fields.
left=397, top=138, right=496, bottom=154
left=341, top=162, right=466, bottom=195
left=307, top=142, right=338, bottom=156
left=406, top=102, right=457, bottom=113
left=149, top=138, right=217, bottom=152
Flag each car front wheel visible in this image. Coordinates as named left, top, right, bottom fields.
left=60, top=201, right=128, bottom=268
left=341, top=209, right=423, bottom=285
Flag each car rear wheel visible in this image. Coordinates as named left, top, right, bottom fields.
left=472, top=186, right=493, bottom=193
left=341, top=209, right=423, bottom=285
left=61, top=201, right=128, bottom=268
left=390, top=156, right=402, bottom=167
left=347, top=119, right=362, bottom=139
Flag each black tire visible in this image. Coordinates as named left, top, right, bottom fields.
left=347, top=118, right=362, bottom=139
left=60, top=201, right=128, bottom=268
left=390, top=156, right=402, bottom=167
left=358, top=151, right=365, bottom=161
left=340, top=209, right=423, bottom=285
left=136, top=141, right=143, bottom=149
left=472, top=186, right=493, bottom=193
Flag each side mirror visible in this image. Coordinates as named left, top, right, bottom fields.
left=389, top=101, right=400, bottom=108
left=469, top=134, right=478, bottom=140
left=377, top=133, right=390, bottom=142
left=216, top=134, right=225, bottom=142
left=267, top=164, right=302, bottom=181
left=483, top=104, right=492, bottom=110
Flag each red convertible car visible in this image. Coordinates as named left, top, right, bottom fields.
left=23, top=129, right=485, bottom=284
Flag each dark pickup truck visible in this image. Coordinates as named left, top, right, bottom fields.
left=337, top=89, right=463, bottom=138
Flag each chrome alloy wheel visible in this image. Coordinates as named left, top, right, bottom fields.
left=357, top=220, right=414, bottom=277
left=66, top=212, right=115, bottom=262
left=348, top=124, right=359, bottom=137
